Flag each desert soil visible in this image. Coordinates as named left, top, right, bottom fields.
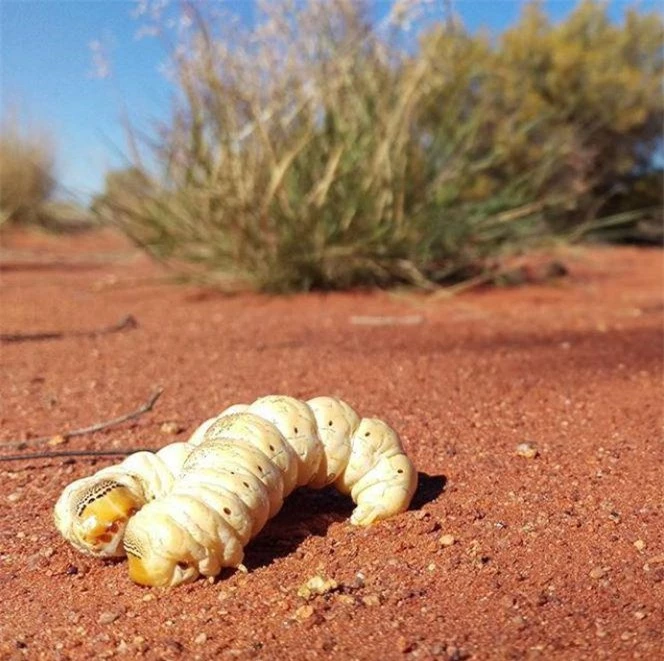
left=0, top=229, right=662, bottom=661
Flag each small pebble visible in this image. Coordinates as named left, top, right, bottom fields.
left=133, top=636, right=148, bottom=653
left=515, top=443, right=538, bottom=459
left=430, top=643, right=445, bottom=656
left=98, top=611, right=120, bottom=625
left=439, top=534, right=456, bottom=547
left=589, top=566, right=607, bottom=580
left=295, top=604, right=314, bottom=621
left=362, top=595, right=380, bottom=607
left=633, top=539, right=646, bottom=552
left=142, top=593, right=154, bottom=602
left=194, top=633, right=207, bottom=645
left=160, top=422, right=182, bottom=435
left=646, top=554, right=664, bottom=565
left=634, top=611, right=647, bottom=620
left=297, top=575, right=338, bottom=600
left=336, top=594, right=356, bottom=606
left=446, top=645, right=463, bottom=660
left=396, top=636, right=412, bottom=653
left=511, top=615, right=527, bottom=629
left=8, top=492, right=21, bottom=503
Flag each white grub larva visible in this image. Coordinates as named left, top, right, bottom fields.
left=55, top=395, right=418, bottom=587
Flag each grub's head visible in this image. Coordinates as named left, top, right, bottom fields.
left=123, top=513, right=199, bottom=587
left=54, top=478, right=140, bottom=557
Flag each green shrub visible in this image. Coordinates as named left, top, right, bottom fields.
left=104, top=0, right=662, bottom=292
left=490, top=1, right=663, bottom=231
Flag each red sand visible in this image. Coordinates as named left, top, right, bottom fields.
left=0, top=229, right=662, bottom=660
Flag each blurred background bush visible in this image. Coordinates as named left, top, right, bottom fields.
left=0, top=116, right=56, bottom=229
left=25, top=0, right=664, bottom=289
left=0, top=115, right=95, bottom=233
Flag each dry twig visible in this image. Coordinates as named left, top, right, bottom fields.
left=0, top=388, right=163, bottom=450
left=0, top=448, right=152, bottom=463
left=0, top=314, right=138, bottom=343
left=350, top=315, right=424, bottom=326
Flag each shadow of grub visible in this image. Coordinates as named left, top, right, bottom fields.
left=410, top=472, right=447, bottom=511
left=242, top=472, right=446, bottom=571
left=242, top=486, right=351, bottom=571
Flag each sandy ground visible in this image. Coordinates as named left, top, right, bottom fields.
left=0, top=229, right=662, bottom=660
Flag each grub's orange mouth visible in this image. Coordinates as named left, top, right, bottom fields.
left=78, top=486, right=138, bottom=549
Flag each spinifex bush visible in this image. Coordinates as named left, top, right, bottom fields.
left=105, top=0, right=662, bottom=291
left=0, top=118, right=55, bottom=228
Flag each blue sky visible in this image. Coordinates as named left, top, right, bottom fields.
left=0, top=0, right=658, bottom=202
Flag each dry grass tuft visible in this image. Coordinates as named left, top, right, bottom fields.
left=0, top=118, right=56, bottom=228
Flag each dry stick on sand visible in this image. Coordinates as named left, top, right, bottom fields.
left=0, top=314, right=138, bottom=343
left=0, top=389, right=163, bottom=450
left=0, top=448, right=154, bottom=463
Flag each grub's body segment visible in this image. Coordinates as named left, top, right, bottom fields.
left=123, top=395, right=418, bottom=587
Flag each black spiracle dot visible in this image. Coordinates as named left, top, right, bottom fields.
left=257, top=465, right=263, bottom=473
left=223, top=507, right=231, bottom=515
left=329, top=420, right=333, bottom=426
left=269, top=445, right=275, bottom=452
left=294, top=426, right=298, bottom=434
left=364, top=431, right=370, bottom=437
left=243, top=482, right=249, bottom=488
left=397, top=469, right=404, bottom=474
